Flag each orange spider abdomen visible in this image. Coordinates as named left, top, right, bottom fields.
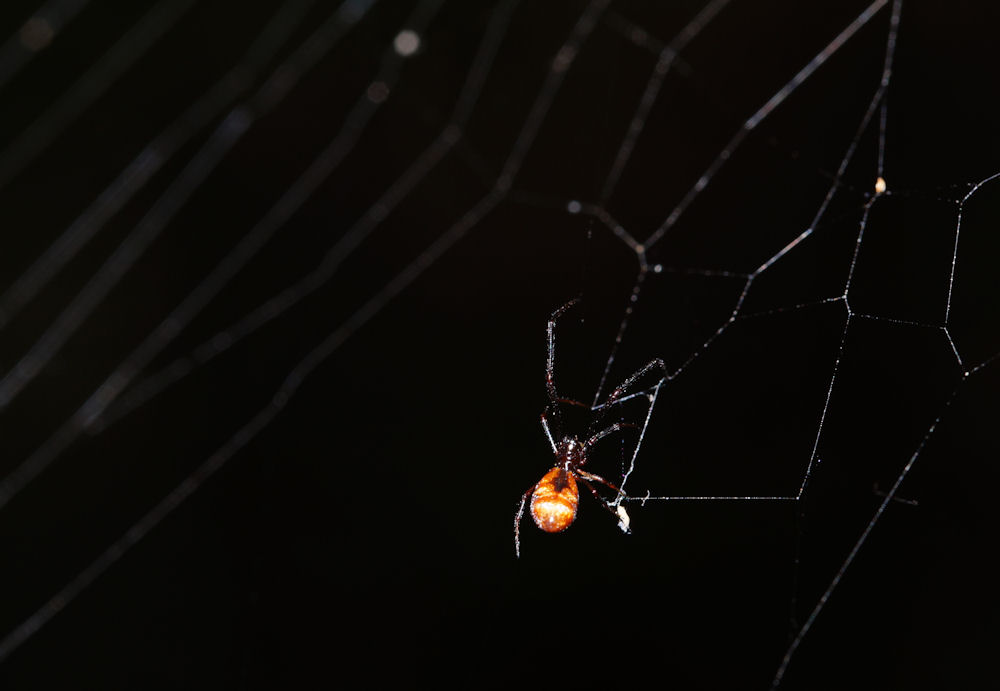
left=530, top=467, right=579, bottom=533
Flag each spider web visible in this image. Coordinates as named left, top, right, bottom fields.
left=0, top=0, right=997, bottom=688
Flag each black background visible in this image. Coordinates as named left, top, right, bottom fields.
left=0, top=0, right=998, bottom=689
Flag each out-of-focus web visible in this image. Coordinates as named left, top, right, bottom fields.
left=0, top=0, right=320, bottom=327
left=0, top=0, right=200, bottom=192
left=0, top=0, right=595, bottom=662
left=0, top=0, right=92, bottom=92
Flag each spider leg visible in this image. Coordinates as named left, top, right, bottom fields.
left=577, top=476, right=630, bottom=533
left=546, top=299, right=580, bottom=406
left=540, top=413, right=557, bottom=454
left=591, top=387, right=658, bottom=409
left=594, top=358, right=667, bottom=411
left=579, top=475, right=631, bottom=534
left=514, top=486, right=535, bottom=558
left=577, top=469, right=624, bottom=499
left=583, top=421, right=637, bottom=450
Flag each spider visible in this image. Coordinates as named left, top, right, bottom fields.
left=514, top=299, right=666, bottom=557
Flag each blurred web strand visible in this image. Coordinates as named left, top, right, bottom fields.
left=0, top=0, right=439, bottom=511
left=8, top=0, right=436, bottom=498
left=77, top=0, right=520, bottom=439
left=0, top=0, right=90, bottom=91
left=90, top=0, right=521, bottom=432
left=0, top=0, right=557, bottom=663
left=0, top=0, right=318, bottom=329
left=0, top=0, right=379, bottom=409
left=0, top=0, right=199, bottom=191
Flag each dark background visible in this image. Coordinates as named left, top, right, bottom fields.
left=0, top=0, right=998, bottom=688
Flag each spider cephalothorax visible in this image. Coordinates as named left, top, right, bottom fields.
left=555, top=437, right=584, bottom=469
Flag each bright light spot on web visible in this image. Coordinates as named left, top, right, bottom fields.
left=19, top=18, right=54, bottom=51
left=566, top=200, right=581, bottom=214
left=393, top=30, right=420, bottom=57
left=875, top=176, right=887, bottom=194
left=366, top=81, right=389, bottom=103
